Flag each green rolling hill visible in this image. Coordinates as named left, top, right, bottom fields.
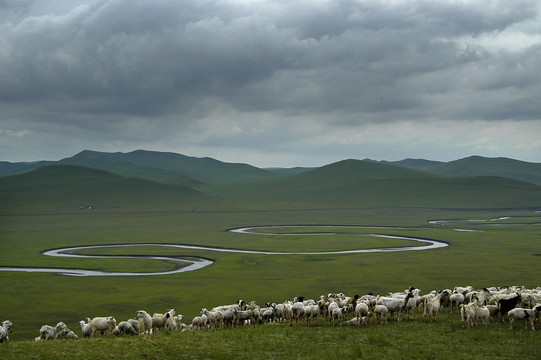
left=214, top=159, right=541, bottom=209
left=422, top=156, right=541, bottom=185
left=58, top=149, right=279, bottom=186
left=0, top=152, right=540, bottom=212
left=0, top=165, right=211, bottom=213
left=385, top=156, right=541, bottom=185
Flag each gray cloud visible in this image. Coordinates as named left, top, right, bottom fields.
left=1, top=0, right=540, bottom=165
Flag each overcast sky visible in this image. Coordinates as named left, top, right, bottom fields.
left=1, top=0, right=540, bottom=167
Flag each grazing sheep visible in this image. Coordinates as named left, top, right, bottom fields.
left=87, top=316, right=116, bottom=337
left=152, top=309, right=176, bottom=334
left=234, top=309, right=258, bottom=327
left=460, top=300, right=478, bottom=328
left=374, top=305, right=389, bottom=324
left=331, top=307, right=347, bottom=327
left=291, top=301, right=305, bottom=326
left=449, top=293, right=465, bottom=313
left=354, top=302, right=370, bottom=326
left=78, top=320, right=92, bottom=338
left=0, top=320, right=13, bottom=343
left=498, top=293, right=522, bottom=319
left=402, top=288, right=421, bottom=320
left=136, top=310, right=152, bottom=335
left=485, top=304, right=501, bottom=322
left=261, top=307, right=275, bottom=324
left=376, top=291, right=413, bottom=321
left=327, top=299, right=340, bottom=325
left=166, top=315, right=183, bottom=331
left=304, top=304, right=319, bottom=326
left=57, top=328, right=78, bottom=340
left=127, top=319, right=140, bottom=333
left=39, top=322, right=67, bottom=340
left=424, top=291, right=445, bottom=321
left=475, top=306, right=490, bottom=325
left=118, top=321, right=137, bottom=335
left=201, top=308, right=224, bottom=330
left=508, top=304, right=541, bottom=331
left=191, top=314, right=208, bottom=330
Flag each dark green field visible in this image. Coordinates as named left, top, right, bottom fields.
left=1, top=151, right=540, bottom=358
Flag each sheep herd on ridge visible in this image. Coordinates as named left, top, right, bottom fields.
left=1, top=284, right=540, bottom=343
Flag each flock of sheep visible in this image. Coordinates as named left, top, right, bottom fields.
left=1, top=284, right=540, bottom=343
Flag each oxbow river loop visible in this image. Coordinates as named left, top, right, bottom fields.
left=0, top=225, right=448, bottom=277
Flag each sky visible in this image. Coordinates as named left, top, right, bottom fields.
left=1, top=0, right=541, bottom=168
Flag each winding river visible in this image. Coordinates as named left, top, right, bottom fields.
left=0, top=225, right=448, bottom=277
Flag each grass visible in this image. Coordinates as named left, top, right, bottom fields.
left=1, top=207, right=540, bottom=343
left=2, top=313, right=540, bottom=359
left=0, top=162, right=540, bottom=357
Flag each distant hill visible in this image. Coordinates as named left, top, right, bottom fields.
left=220, top=159, right=541, bottom=209
left=421, top=156, right=541, bottom=185
left=1, top=157, right=540, bottom=212
left=0, top=165, right=210, bottom=213
left=0, top=160, right=55, bottom=176
left=379, top=158, right=443, bottom=171
left=377, top=156, right=541, bottom=185
left=2, top=151, right=540, bottom=186
left=265, top=167, right=315, bottom=175
left=58, top=150, right=279, bottom=186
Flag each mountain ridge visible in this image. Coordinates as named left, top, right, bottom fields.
left=1, top=150, right=540, bottom=186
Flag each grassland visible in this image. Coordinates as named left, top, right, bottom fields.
left=0, top=154, right=540, bottom=358
left=2, top=313, right=540, bottom=360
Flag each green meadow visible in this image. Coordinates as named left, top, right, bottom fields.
left=0, top=153, right=540, bottom=358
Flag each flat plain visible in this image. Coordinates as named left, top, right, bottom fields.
left=0, top=152, right=540, bottom=358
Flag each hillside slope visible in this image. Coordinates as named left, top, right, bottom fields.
left=0, top=165, right=211, bottom=213
left=213, top=159, right=541, bottom=209
left=386, top=156, right=541, bottom=185
left=58, top=150, right=279, bottom=186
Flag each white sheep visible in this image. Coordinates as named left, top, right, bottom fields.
left=39, top=322, right=67, bottom=340
left=449, top=292, right=465, bottom=313
left=460, top=301, right=478, bottom=328
left=234, top=309, right=257, bottom=327
left=127, top=319, right=140, bottom=333
left=347, top=313, right=372, bottom=326
left=117, top=321, right=137, bottom=335
left=87, top=316, right=116, bottom=336
left=0, top=320, right=12, bottom=343
left=291, top=302, right=305, bottom=326
left=373, top=304, right=389, bottom=324
left=211, top=303, right=242, bottom=328
left=327, top=299, right=340, bottom=325
left=201, top=308, right=224, bottom=330
left=152, top=309, right=176, bottom=334
left=136, top=310, right=152, bottom=335
left=423, top=292, right=444, bottom=321
left=78, top=320, right=92, bottom=338
left=402, top=288, right=421, bottom=320
left=304, top=304, right=319, bottom=326
left=331, top=307, right=347, bottom=327
left=508, top=304, right=541, bottom=331
left=475, top=306, right=490, bottom=326
left=166, top=314, right=183, bottom=331
left=57, top=328, right=78, bottom=340
left=354, top=302, right=370, bottom=326
left=376, top=292, right=413, bottom=322
left=191, top=313, right=208, bottom=330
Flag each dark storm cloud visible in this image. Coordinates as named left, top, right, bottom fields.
left=1, top=0, right=540, bottom=165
